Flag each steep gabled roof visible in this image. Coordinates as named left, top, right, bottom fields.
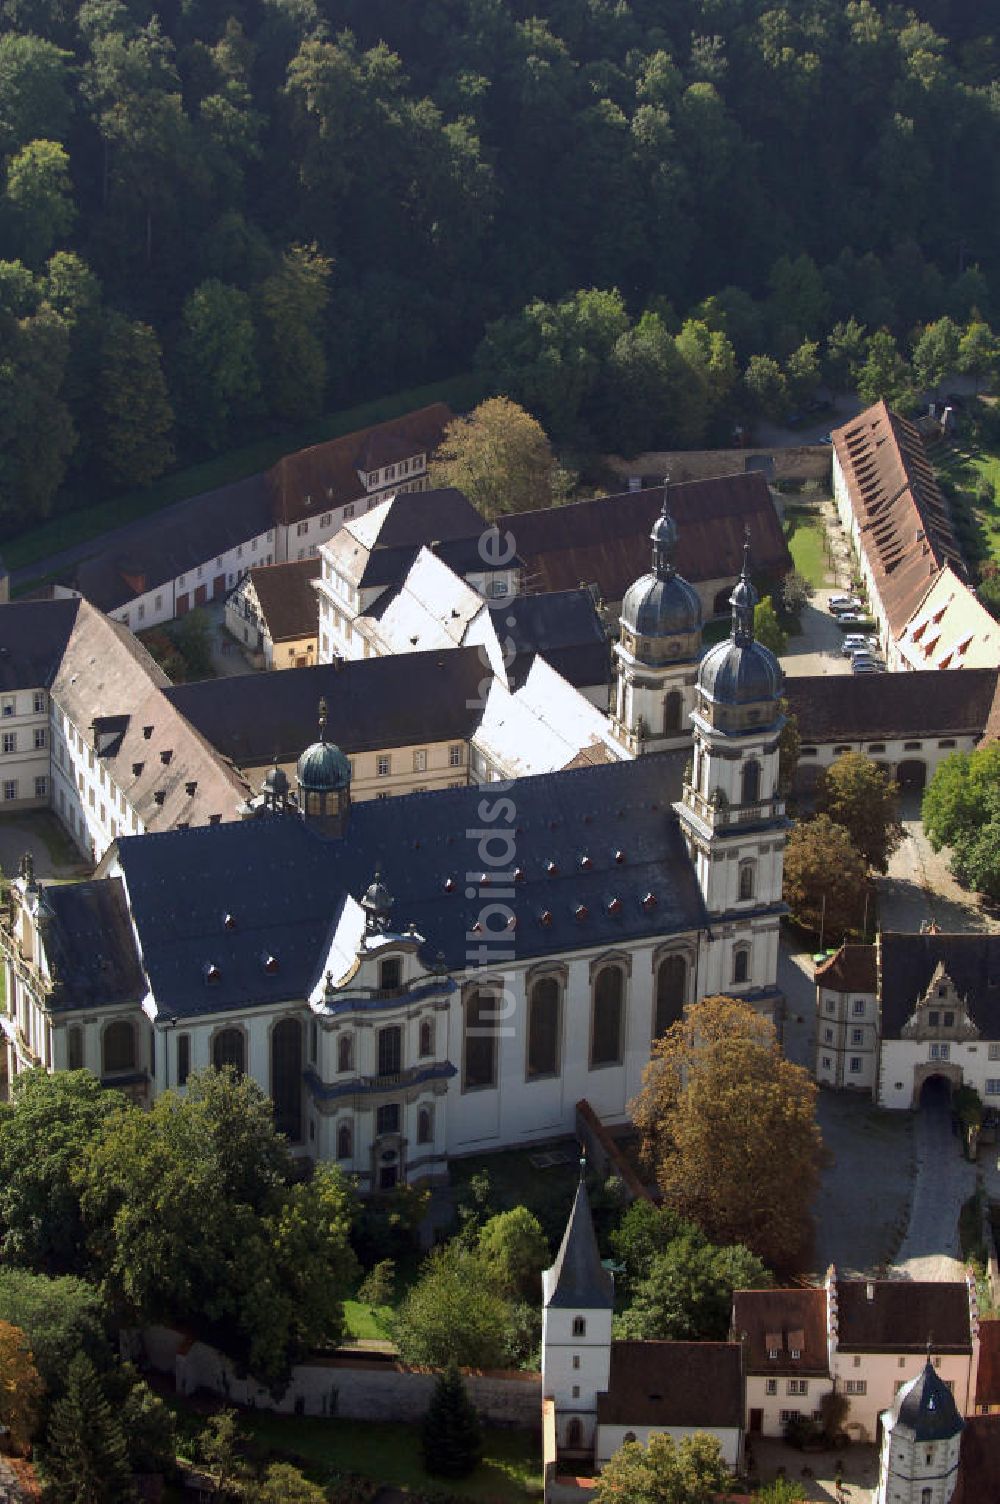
left=543, top=1174, right=614, bottom=1310
left=247, top=557, right=321, bottom=644
left=815, top=944, right=878, bottom=994
left=41, top=877, right=145, bottom=1011
left=879, top=932, right=1000, bottom=1042
left=836, top=1278, right=971, bottom=1352
left=490, top=588, right=611, bottom=692
left=0, top=597, right=81, bottom=690
left=732, top=1287, right=829, bottom=1375
left=597, top=1341, right=743, bottom=1428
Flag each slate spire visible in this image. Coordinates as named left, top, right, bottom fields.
left=542, top=1158, right=614, bottom=1310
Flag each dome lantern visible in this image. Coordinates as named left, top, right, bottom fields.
left=296, top=697, right=352, bottom=832
left=696, top=533, right=781, bottom=709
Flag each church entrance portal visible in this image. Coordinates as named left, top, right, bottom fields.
left=896, top=759, right=927, bottom=793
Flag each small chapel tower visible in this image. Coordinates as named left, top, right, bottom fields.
left=612, top=483, right=702, bottom=753
left=541, top=1162, right=614, bottom=1461
left=875, top=1357, right=964, bottom=1504
left=677, top=538, right=787, bottom=1014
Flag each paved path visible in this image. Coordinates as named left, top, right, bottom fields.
left=892, top=1091, right=974, bottom=1282
left=877, top=802, right=1000, bottom=937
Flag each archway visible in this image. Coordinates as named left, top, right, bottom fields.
left=896, top=759, right=927, bottom=793
left=920, top=1073, right=953, bottom=1107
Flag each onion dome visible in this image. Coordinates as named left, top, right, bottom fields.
left=621, top=485, right=702, bottom=638
left=892, top=1359, right=963, bottom=1443
left=296, top=697, right=351, bottom=793
left=361, top=868, right=393, bottom=931
left=263, top=762, right=289, bottom=800
left=697, top=534, right=781, bottom=705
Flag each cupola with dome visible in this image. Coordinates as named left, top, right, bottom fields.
left=875, top=1356, right=964, bottom=1504
left=296, top=697, right=351, bottom=833
left=613, top=483, right=704, bottom=754
left=696, top=537, right=782, bottom=721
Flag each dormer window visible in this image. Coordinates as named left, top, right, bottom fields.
left=790, top=1348, right=801, bottom=1360
left=768, top=1348, right=779, bottom=1360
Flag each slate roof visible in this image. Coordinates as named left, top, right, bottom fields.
left=831, top=400, right=966, bottom=637
left=0, top=597, right=80, bottom=690
left=74, top=474, right=274, bottom=611
left=248, top=558, right=320, bottom=644
left=836, top=1279, right=971, bottom=1352
left=597, top=1342, right=743, bottom=1429
left=543, top=1175, right=614, bottom=1310
left=498, top=475, right=790, bottom=602
left=111, top=750, right=705, bottom=1020
left=353, top=535, right=520, bottom=593
left=163, top=648, right=488, bottom=766
left=268, top=405, right=453, bottom=526
left=815, top=944, right=878, bottom=995
left=785, top=667, right=999, bottom=745
left=975, top=1319, right=1000, bottom=1408
left=879, top=932, right=1000, bottom=1042
left=489, top=589, right=611, bottom=692
left=360, top=549, right=486, bottom=651
left=53, top=600, right=250, bottom=833
left=731, top=1287, right=829, bottom=1376
left=41, top=877, right=145, bottom=1012
left=893, top=1360, right=964, bottom=1442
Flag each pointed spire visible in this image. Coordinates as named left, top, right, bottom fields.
left=729, top=527, right=758, bottom=647
left=542, top=1168, right=614, bottom=1310
left=650, top=477, right=678, bottom=581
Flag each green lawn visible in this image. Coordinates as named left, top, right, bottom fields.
left=240, top=1412, right=542, bottom=1501
left=783, top=506, right=831, bottom=588
left=7, top=372, right=484, bottom=576
left=343, top=1298, right=394, bottom=1342
left=934, top=441, right=1000, bottom=567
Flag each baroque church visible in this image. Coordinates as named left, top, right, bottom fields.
left=1, top=509, right=788, bottom=1186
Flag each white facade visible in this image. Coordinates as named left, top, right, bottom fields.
left=796, top=733, right=975, bottom=797
left=815, top=982, right=880, bottom=1092
left=594, top=1423, right=741, bottom=1470
left=542, top=1297, right=613, bottom=1459
left=744, top=1370, right=833, bottom=1439
left=876, top=1373, right=963, bottom=1504
left=0, top=686, right=51, bottom=812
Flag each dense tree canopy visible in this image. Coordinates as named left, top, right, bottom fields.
left=783, top=814, right=869, bottom=939
left=632, top=996, right=823, bottom=1268
left=594, top=1432, right=730, bottom=1504
left=816, top=751, right=904, bottom=874
left=923, top=744, right=1000, bottom=900
left=0, top=0, right=998, bottom=527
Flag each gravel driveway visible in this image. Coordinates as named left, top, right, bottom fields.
left=892, top=1087, right=974, bottom=1282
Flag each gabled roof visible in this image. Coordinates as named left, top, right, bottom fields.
left=268, top=405, right=453, bottom=526
left=163, top=648, right=487, bottom=765
left=246, top=557, right=321, bottom=644
left=497, top=475, right=790, bottom=601
left=361, top=548, right=486, bottom=651
left=731, top=1287, right=829, bottom=1375
left=0, top=597, right=81, bottom=690
left=975, top=1319, right=1000, bottom=1408
left=896, top=564, right=1000, bottom=672
left=953, top=1415, right=1000, bottom=1503
left=111, top=750, right=704, bottom=1019
left=74, top=473, right=274, bottom=610
left=490, top=589, right=610, bottom=692
left=815, top=944, right=878, bottom=995
left=836, top=1278, right=971, bottom=1352
left=543, top=1174, right=614, bottom=1310
left=785, top=667, right=999, bottom=745
left=40, top=877, right=144, bottom=1012
left=597, top=1342, right=743, bottom=1428
left=879, top=932, right=1000, bottom=1042
left=473, top=658, right=625, bottom=780
left=831, top=400, right=966, bottom=637
left=53, top=600, right=249, bottom=833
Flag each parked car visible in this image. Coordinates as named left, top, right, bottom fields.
left=829, top=596, right=863, bottom=613
left=836, top=611, right=865, bottom=626
left=842, top=635, right=869, bottom=656
left=828, top=594, right=854, bottom=607
left=852, top=659, right=880, bottom=674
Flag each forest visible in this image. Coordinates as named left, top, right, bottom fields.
left=0, top=0, right=998, bottom=532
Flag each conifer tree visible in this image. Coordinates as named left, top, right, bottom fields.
left=43, top=1352, right=134, bottom=1504
left=421, top=1361, right=483, bottom=1479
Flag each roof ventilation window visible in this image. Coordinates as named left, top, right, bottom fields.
left=546, top=860, right=559, bottom=876
left=153, top=790, right=165, bottom=805
left=143, top=726, right=153, bottom=739
left=607, top=897, right=623, bottom=915
left=132, top=762, right=144, bottom=777
left=185, top=780, right=197, bottom=796
left=614, top=849, right=626, bottom=864
left=203, top=962, right=221, bottom=984
left=160, top=749, right=172, bottom=765
left=261, top=953, right=279, bottom=974
left=223, top=913, right=236, bottom=930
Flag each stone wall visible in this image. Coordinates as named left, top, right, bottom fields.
left=605, top=445, right=831, bottom=486
left=132, top=1327, right=540, bottom=1428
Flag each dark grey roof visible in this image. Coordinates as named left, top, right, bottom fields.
left=837, top=1279, right=971, bottom=1353
left=785, top=667, right=999, bottom=745
left=368, top=489, right=485, bottom=549
left=543, top=1175, right=614, bottom=1310
left=597, top=1342, right=743, bottom=1428
left=621, top=570, right=702, bottom=638
left=73, top=474, right=274, bottom=610
left=41, top=878, right=145, bottom=1011
left=880, top=932, right=1000, bottom=1041
left=162, top=648, right=488, bottom=765
left=0, top=598, right=80, bottom=691
left=112, top=750, right=706, bottom=1019
left=894, top=1360, right=964, bottom=1442
left=699, top=639, right=783, bottom=705
left=357, top=536, right=522, bottom=592
left=489, top=589, right=611, bottom=691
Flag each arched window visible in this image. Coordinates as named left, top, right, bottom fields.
left=417, top=1106, right=433, bottom=1144
left=572, top=1316, right=586, bottom=1337
left=663, top=690, right=683, bottom=735
left=212, top=1027, right=245, bottom=1074
left=623, top=1432, right=637, bottom=1445
left=102, top=1019, right=135, bottom=1075
left=338, top=1033, right=354, bottom=1073
left=527, top=976, right=560, bottom=1078
left=337, top=1121, right=352, bottom=1160
left=739, top=860, right=756, bottom=902
left=419, top=1018, right=434, bottom=1057
left=591, top=966, right=624, bottom=1068
left=67, top=1024, right=83, bottom=1071
left=464, top=989, right=497, bottom=1090
left=654, top=955, right=687, bottom=1037
left=733, top=945, right=751, bottom=985
left=741, top=759, right=760, bottom=805
left=271, top=1017, right=303, bottom=1143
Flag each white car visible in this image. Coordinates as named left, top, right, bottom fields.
left=829, top=595, right=863, bottom=612
left=842, top=635, right=869, bottom=656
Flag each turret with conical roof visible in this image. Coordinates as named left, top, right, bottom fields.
left=543, top=1168, right=615, bottom=1310
left=875, top=1356, right=964, bottom=1504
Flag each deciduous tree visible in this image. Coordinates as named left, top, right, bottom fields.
left=256, top=242, right=331, bottom=422
left=476, top=1207, right=549, bottom=1300
left=175, top=278, right=259, bottom=448
left=632, top=996, right=823, bottom=1267
left=618, top=1229, right=771, bottom=1342
left=753, top=595, right=787, bottom=654
left=594, top=1431, right=730, bottom=1504
left=912, top=316, right=960, bottom=395
left=816, top=751, right=904, bottom=873
left=429, top=396, right=556, bottom=520
left=923, top=744, right=1000, bottom=900
left=247, top=1463, right=327, bottom=1504
left=0, top=1321, right=44, bottom=1455
left=393, top=1245, right=510, bottom=1369
left=97, top=311, right=174, bottom=487
left=0, top=1270, right=109, bottom=1401
left=5, top=139, right=76, bottom=265
left=783, top=815, right=868, bottom=939
left=743, top=354, right=788, bottom=419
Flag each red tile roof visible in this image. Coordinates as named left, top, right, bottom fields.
left=952, top=1414, right=1000, bottom=1503
left=975, top=1319, right=1000, bottom=1408
left=732, top=1288, right=829, bottom=1375
left=831, top=400, right=966, bottom=637
left=815, top=944, right=878, bottom=994
left=597, top=1341, right=743, bottom=1428
left=836, top=1279, right=972, bottom=1352
left=498, top=475, right=790, bottom=603
left=247, top=557, right=320, bottom=644
left=267, top=405, right=453, bottom=525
